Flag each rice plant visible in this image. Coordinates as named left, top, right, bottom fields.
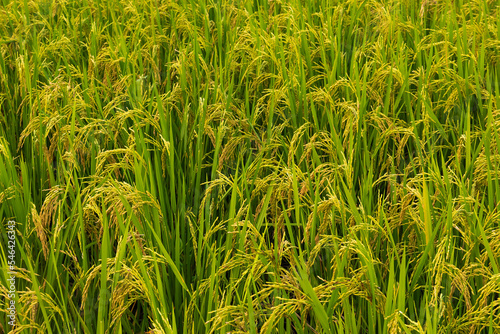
left=1, top=0, right=500, bottom=333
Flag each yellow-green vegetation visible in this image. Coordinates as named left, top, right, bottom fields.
left=1, top=0, right=500, bottom=332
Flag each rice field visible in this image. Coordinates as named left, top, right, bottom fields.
left=1, top=0, right=500, bottom=332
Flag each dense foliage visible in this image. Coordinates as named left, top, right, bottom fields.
left=1, top=0, right=500, bottom=332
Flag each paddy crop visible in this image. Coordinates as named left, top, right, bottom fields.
left=1, top=0, right=500, bottom=333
